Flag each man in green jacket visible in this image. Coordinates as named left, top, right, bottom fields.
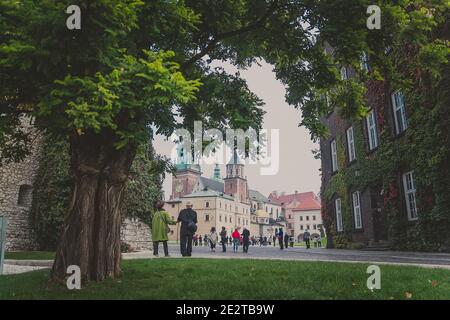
left=152, top=201, right=176, bottom=257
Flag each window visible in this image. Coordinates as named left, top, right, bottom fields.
left=225, top=216, right=227, bottom=223
left=306, top=216, right=309, bottom=221
left=219, top=202, right=222, bottom=208
left=205, top=214, right=210, bottom=222
left=366, top=109, right=379, bottom=150
left=219, top=215, right=222, bottom=222
left=313, top=215, right=316, bottom=221
left=331, top=139, right=338, bottom=172
left=205, top=201, right=209, bottom=208
left=392, top=91, right=408, bottom=134
left=300, top=225, right=304, bottom=230
left=361, top=52, right=370, bottom=72
left=340, top=67, right=348, bottom=80
left=403, top=171, right=418, bottom=221
left=352, top=191, right=363, bottom=229
left=335, top=198, right=344, bottom=232
left=313, top=224, right=317, bottom=230
left=346, top=126, right=356, bottom=162
left=270, top=208, right=273, bottom=214
left=300, top=216, right=303, bottom=221
left=238, top=218, right=241, bottom=224
left=172, top=204, right=175, bottom=208
left=307, top=225, right=310, bottom=230
left=17, top=184, right=33, bottom=207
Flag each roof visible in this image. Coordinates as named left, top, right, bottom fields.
left=199, top=176, right=224, bottom=193
left=227, top=149, right=243, bottom=165
left=182, top=189, right=234, bottom=200
left=249, top=189, right=268, bottom=203
left=268, top=191, right=321, bottom=211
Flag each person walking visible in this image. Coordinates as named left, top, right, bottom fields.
left=284, top=233, right=289, bottom=250
left=304, top=229, right=311, bottom=249
left=242, top=227, right=250, bottom=253
left=209, top=227, right=218, bottom=252
left=272, top=235, right=277, bottom=247
left=232, top=228, right=240, bottom=253
left=199, top=234, right=202, bottom=246
left=220, top=227, right=227, bottom=252
left=177, top=201, right=198, bottom=257
left=152, top=200, right=176, bottom=257
left=278, top=228, right=284, bottom=250
left=316, top=234, right=322, bottom=248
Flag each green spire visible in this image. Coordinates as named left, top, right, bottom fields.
left=213, top=163, right=221, bottom=180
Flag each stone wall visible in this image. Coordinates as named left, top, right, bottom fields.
left=0, top=121, right=41, bottom=251
left=121, top=218, right=152, bottom=251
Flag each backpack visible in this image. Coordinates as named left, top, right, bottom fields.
left=187, top=220, right=197, bottom=234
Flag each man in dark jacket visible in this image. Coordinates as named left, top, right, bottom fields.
left=303, top=229, right=311, bottom=249
left=220, top=227, right=227, bottom=252
left=242, top=227, right=250, bottom=253
left=284, top=233, right=289, bottom=249
left=278, top=228, right=284, bottom=250
left=177, top=201, right=197, bottom=257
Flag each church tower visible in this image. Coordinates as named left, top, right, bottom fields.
left=171, top=142, right=201, bottom=199
left=213, top=163, right=221, bottom=180
left=224, top=149, right=249, bottom=203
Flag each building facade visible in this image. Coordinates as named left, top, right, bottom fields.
left=167, top=149, right=285, bottom=241
left=318, top=44, right=443, bottom=250
left=269, top=191, right=322, bottom=238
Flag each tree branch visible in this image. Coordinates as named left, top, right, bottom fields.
left=181, top=0, right=279, bottom=69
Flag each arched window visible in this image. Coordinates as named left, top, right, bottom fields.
left=17, top=184, right=33, bottom=207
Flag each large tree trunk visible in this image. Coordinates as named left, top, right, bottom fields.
left=51, top=131, right=136, bottom=283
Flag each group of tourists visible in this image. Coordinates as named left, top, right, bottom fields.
left=150, top=201, right=320, bottom=257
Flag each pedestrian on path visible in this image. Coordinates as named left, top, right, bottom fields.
left=177, top=201, right=197, bottom=257
left=278, top=228, right=284, bottom=250
left=232, top=228, right=240, bottom=252
left=242, top=227, right=250, bottom=253
left=304, top=229, right=311, bottom=249
left=209, top=227, right=218, bottom=252
left=220, top=227, right=227, bottom=252
left=284, top=233, right=289, bottom=249
left=316, top=234, right=322, bottom=248
left=199, top=234, right=202, bottom=246
left=151, top=200, right=176, bottom=257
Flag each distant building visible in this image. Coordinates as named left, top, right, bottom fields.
left=268, top=191, right=323, bottom=239
left=166, top=147, right=285, bottom=241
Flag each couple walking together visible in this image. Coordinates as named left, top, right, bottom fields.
left=151, top=200, right=197, bottom=257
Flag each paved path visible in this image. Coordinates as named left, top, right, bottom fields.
left=123, top=244, right=450, bottom=269
left=1, top=264, right=47, bottom=275
left=3, top=245, right=450, bottom=275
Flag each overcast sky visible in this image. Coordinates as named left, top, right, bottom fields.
left=153, top=60, right=321, bottom=199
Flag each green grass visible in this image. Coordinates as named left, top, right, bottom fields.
left=5, top=251, right=55, bottom=260
left=1, top=258, right=449, bottom=300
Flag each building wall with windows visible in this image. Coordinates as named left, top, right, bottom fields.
left=292, top=209, right=324, bottom=242
left=319, top=48, right=424, bottom=249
